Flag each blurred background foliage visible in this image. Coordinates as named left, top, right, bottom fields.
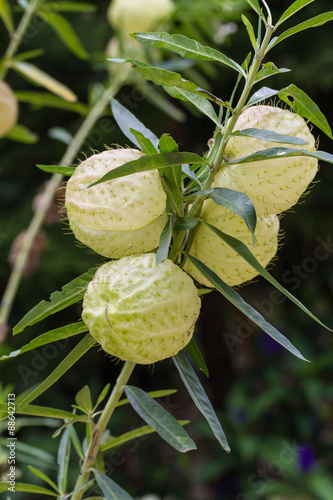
left=0, top=0, right=333, bottom=499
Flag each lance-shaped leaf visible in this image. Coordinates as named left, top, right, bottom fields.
left=159, top=133, right=181, bottom=207
left=132, top=32, right=246, bottom=77
left=0, top=0, right=13, bottom=32
left=164, top=86, right=221, bottom=126
left=86, top=152, right=204, bottom=188
left=0, top=483, right=58, bottom=496
left=101, top=421, right=189, bottom=452
left=93, top=470, right=134, bottom=500
left=11, top=61, right=77, bottom=102
left=270, top=11, right=333, bottom=50
left=16, top=90, right=88, bottom=114
left=57, top=427, right=71, bottom=496
left=124, top=386, right=197, bottom=453
left=111, top=98, right=159, bottom=150
left=185, top=338, right=209, bottom=377
left=37, top=164, right=75, bottom=176
left=130, top=129, right=157, bottom=154
left=0, top=403, right=77, bottom=420
left=174, top=351, right=230, bottom=452
left=174, top=217, right=198, bottom=231
left=247, top=86, right=280, bottom=106
left=117, top=389, right=177, bottom=408
left=276, top=0, right=315, bottom=28
left=13, top=268, right=96, bottom=334
left=182, top=164, right=201, bottom=186
left=5, top=124, right=38, bottom=144
left=0, top=322, right=87, bottom=361
left=17, top=334, right=93, bottom=411
left=230, top=127, right=307, bottom=145
left=156, top=215, right=174, bottom=264
left=278, top=84, right=333, bottom=139
left=45, top=2, right=96, bottom=12
left=255, top=62, right=290, bottom=83
left=197, top=187, right=257, bottom=245
left=242, top=15, right=257, bottom=50
left=184, top=253, right=308, bottom=362
left=28, top=466, right=59, bottom=494
left=128, top=59, right=226, bottom=106
left=202, top=221, right=332, bottom=332
left=223, top=147, right=333, bottom=166
left=38, top=10, right=88, bottom=59
left=246, top=0, right=265, bottom=21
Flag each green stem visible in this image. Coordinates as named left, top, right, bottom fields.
left=0, top=0, right=44, bottom=79
left=0, top=71, right=128, bottom=326
left=71, top=361, right=136, bottom=500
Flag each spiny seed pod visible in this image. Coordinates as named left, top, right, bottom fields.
left=82, top=253, right=201, bottom=364
left=184, top=203, right=279, bottom=288
left=215, top=105, right=318, bottom=215
left=107, top=0, right=174, bottom=33
left=0, top=80, right=18, bottom=138
left=65, top=149, right=167, bottom=258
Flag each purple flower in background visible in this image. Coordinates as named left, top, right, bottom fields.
left=297, top=443, right=317, bottom=473
left=258, top=334, right=285, bottom=356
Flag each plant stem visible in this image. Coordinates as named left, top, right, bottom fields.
left=188, top=23, right=275, bottom=220
left=71, top=361, right=136, bottom=500
left=0, top=71, right=128, bottom=326
left=0, top=0, right=44, bottom=79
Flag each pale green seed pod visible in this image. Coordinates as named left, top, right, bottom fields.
left=215, top=105, right=318, bottom=215
left=0, top=80, right=18, bottom=138
left=184, top=203, right=279, bottom=288
left=65, top=149, right=167, bottom=258
left=107, top=0, right=174, bottom=33
left=82, top=253, right=201, bottom=364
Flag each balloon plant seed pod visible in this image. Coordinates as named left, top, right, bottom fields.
left=215, top=105, right=318, bottom=215
left=65, top=149, right=167, bottom=258
left=82, top=253, right=201, bottom=364
left=184, top=203, right=280, bottom=288
left=107, top=0, right=174, bottom=34
left=0, top=80, right=18, bottom=138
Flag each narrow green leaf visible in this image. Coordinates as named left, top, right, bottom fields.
left=111, top=97, right=159, bottom=150
left=129, top=129, right=157, bottom=154
left=93, top=470, right=134, bottom=500
left=38, top=10, right=88, bottom=59
left=164, top=85, right=221, bottom=126
left=75, top=385, right=92, bottom=413
left=182, top=164, right=201, bottom=186
left=276, top=0, right=315, bottom=27
left=198, top=187, right=257, bottom=245
left=156, top=215, right=174, bottom=264
left=1, top=322, right=87, bottom=360
left=247, top=86, right=279, bottom=106
left=27, top=466, right=59, bottom=494
left=17, top=334, right=93, bottom=410
left=184, top=253, right=308, bottom=361
left=0, top=483, right=58, bottom=496
left=271, top=12, right=333, bottom=49
left=13, top=269, right=96, bottom=334
left=128, top=59, right=226, bottom=106
left=68, top=422, right=84, bottom=459
left=159, top=133, right=181, bottom=208
left=11, top=61, right=77, bottom=102
left=230, top=127, right=307, bottom=145
left=255, top=62, right=290, bottom=83
left=86, top=152, right=204, bottom=188
left=16, top=90, right=88, bottom=114
left=159, top=133, right=178, bottom=154
left=174, top=217, right=198, bottom=231
left=57, top=427, right=71, bottom=495
left=242, top=15, right=257, bottom=50
left=101, top=421, right=189, bottom=452
left=0, top=0, right=13, bottom=32
left=132, top=32, right=246, bottom=77
left=45, top=2, right=96, bottom=12
left=246, top=0, right=265, bottom=20
left=278, top=84, right=333, bottom=139
left=224, top=147, right=333, bottom=166
left=94, top=384, right=111, bottom=411
left=174, top=351, right=230, bottom=452
left=5, top=124, right=38, bottom=144
left=116, top=389, right=178, bottom=408
left=202, top=221, right=332, bottom=332
left=185, top=338, right=209, bottom=377
left=37, top=164, right=75, bottom=176
left=13, top=48, right=45, bottom=62
left=0, top=403, right=77, bottom=420
left=124, top=386, right=197, bottom=453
